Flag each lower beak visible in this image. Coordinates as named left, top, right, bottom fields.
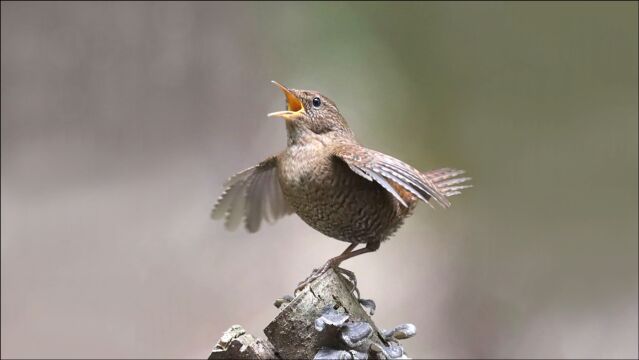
left=267, top=110, right=296, bottom=120
left=267, top=81, right=305, bottom=120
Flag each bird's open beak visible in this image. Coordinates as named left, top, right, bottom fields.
left=267, top=80, right=305, bottom=120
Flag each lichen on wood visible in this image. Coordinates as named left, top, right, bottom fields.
left=208, top=268, right=416, bottom=359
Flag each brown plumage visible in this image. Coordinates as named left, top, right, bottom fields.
left=212, top=81, right=471, bottom=290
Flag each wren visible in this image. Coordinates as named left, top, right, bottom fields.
left=212, top=81, right=471, bottom=292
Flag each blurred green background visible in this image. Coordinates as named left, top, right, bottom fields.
left=1, top=2, right=637, bottom=358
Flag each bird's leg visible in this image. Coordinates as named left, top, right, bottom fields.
left=328, top=244, right=359, bottom=295
left=294, top=242, right=380, bottom=295
left=341, top=242, right=360, bottom=255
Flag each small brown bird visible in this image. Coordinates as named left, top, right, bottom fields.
left=212, top=81, right=471, bottom=290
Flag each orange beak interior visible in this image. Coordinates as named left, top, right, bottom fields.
left=271, top=81, right=303, bottom=113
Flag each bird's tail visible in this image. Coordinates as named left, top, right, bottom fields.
left=424, top=168, right=472, bottom=198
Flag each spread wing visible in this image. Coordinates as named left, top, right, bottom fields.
left=333, top=144, right=471, bottom=208
left=211, top=156, right=293, bottom=232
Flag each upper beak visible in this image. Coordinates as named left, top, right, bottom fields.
left=267, top=80, right=305, bottom=120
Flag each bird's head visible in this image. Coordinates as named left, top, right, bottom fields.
left=267, top=81, right=354, bottom=145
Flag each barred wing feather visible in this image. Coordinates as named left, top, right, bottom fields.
left=211, top=156, right=293, bottom=232
left=333, top=144, right=471, bottom=208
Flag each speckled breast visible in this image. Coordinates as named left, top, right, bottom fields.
left=278, top=147, right=412, bottom=244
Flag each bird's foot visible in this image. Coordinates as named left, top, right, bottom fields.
left=334, top=267, right=359, bottom=298
left=294, top=259, right=341, bottom=295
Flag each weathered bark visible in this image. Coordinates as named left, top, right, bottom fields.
left=264, top=268, right=387, bottom=359
left=208, top=268, right=414, bottom=359
left=208, top=325, right=277, bottom=360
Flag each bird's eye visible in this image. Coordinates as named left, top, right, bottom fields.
left=312, top=97, right=322, bottom=108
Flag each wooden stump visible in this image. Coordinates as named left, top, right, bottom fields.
left=208, top=268, right=414, bottom=359
left=264, top=268, right=387, bottom=359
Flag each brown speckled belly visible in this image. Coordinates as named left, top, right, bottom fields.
left=279, top=155, right=414, bottom=245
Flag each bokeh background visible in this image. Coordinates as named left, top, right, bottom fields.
left=1, top=2, right=637, bottom=358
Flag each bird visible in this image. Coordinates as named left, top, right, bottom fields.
left=211, top=81, right=471, bottom=292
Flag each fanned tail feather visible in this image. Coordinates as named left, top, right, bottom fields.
left=424, top=168, right=472, bottom=198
